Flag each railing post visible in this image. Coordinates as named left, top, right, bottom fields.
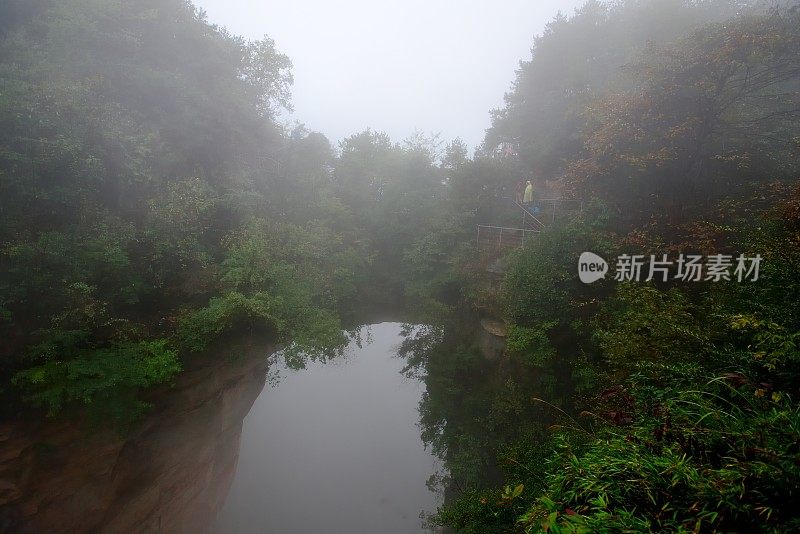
left=499, top=227, right=503, bottom=248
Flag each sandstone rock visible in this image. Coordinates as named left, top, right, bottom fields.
left=0, top=335, right=272, bottom=533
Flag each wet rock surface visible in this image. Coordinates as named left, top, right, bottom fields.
left=479, top=318, right=507, bottom=360
left=0, top=336, right=272, bottom=534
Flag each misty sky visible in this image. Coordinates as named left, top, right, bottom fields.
left=193, top=0, right=586, bottom=149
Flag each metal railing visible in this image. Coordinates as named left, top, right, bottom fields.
left=475, top=197, right=582, bottom=251
left=514, top=200, right=548, bottom=230
left=513, top=198, right=584, bottom=226
left=534, top=198, right=584, bottom=225
left=476, top=224, right=540, bottom=250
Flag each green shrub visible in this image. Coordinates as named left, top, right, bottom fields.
left=593, top=284, right=713, bottom=370
left=520, top=381, right=800, bottom=533
left=177, top=291, right=279, bottom=352
left=506, top=321, right=558, bottom=367
left=13, top=339, right=180, bottom=418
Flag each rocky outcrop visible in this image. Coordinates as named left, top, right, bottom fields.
left=0, top=335, right=272, bottom=533
left=478, top=318, right=507, bottom=360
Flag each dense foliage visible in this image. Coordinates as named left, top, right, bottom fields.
left=397, top=1, right=800, bottom=532
left=2, top=0, right=799, bottom=531
left=0, top=0, right=447, bottom=422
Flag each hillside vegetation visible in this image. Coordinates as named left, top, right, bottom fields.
left=1, top=0, right=799, bottom=531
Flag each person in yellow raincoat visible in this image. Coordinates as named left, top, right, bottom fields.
left=523, top=180, right=534, bottom=204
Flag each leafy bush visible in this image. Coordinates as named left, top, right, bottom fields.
left=502, top=205, right=612, bottom=328
left=520, top=379, right=800, bottom=533
left=13, top=339, right=180, bottom=420
left=593, top=284, right=713, bottom=370
left=506, top=321, right=558, bottom=366
left=177, top=291, right=279, bottom=353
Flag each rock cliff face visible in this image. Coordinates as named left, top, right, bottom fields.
left=478, top=318, right=507, bottom=360
left=0, top=336, right=272, bottom=533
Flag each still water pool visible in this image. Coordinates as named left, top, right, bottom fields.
left=214, top=322, right=441, bottom=533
